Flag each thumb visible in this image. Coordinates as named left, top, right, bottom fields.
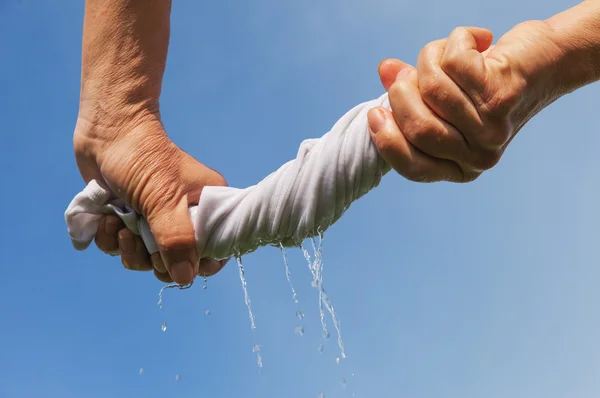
left=146, top=194, right=199, bottom=285
left=378, top=58, right=413, bottom=91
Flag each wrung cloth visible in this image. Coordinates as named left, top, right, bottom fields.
left=65, top=93, right=392, bottom=260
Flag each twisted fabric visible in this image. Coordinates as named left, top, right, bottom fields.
left=65, top=93, right=392, bottom=260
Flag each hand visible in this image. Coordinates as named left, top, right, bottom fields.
left=367, top=21, right=565, bottom=182
left=74, top=112, right=228, bottom=285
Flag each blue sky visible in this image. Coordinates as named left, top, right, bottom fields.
left=1, top=0, right=600, bottom=397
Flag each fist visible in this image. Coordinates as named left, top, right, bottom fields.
left=368, top=22, right=563, bottom=182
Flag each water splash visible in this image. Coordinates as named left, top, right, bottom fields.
left=161, top=322, right=167, bottom=332
left=236, top=255, right=262, bottom=369
left=296, top=311, right=304, bottom=320
left=294, top=325, right=305, bottom=336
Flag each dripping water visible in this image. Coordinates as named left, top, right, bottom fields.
left=303, top=233, right=348, bottom=359
left=280, top=243, right=299, bottom=305
left=237, top=255, right=256, bottom=331
left=301, top=242, right=329, bottom=339
left=236, top=255, right=262, bottom=370
left=157, top=282, right=192, bottom=333
left=280, top=243, right=305, bottom=334
left=311, top=236, right=328, bottom=340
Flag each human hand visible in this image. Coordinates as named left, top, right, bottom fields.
left=73, top=113, right=228, bottom=285
left=367, top=21, right=566, bottom=182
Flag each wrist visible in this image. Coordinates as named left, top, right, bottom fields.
left=74, top=106, right=166, bottom=164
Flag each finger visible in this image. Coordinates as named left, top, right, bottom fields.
left=154, top=268, right=174, bottom=283
left=151, top=252, right=168, bottom=274
left=118, top=228, right=153, bottom=271
left=367, top=106, right=465, bottom=183
left=416, top=39, right=485, bottom=152
left=378, top=58, right=413, bottom=91
left=387, top=67, right=474, bottom=171
left=94, top=215, right=124, bottom=255
left=441, top=27, right=493, bottom=98
left=147, top=195, right=199, bottom=285
left=198, top=258, right=229, bottom=278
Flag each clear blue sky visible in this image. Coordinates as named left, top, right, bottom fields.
left=1, top=0, right=599, bottom=397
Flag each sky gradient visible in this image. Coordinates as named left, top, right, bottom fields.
left=1, top=0, right=600, bottom=397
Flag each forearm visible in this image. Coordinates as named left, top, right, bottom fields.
left=546, top=0, right=600, bottom=93
left=78, top=0, right=172, bottom=129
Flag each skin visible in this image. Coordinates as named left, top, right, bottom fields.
left=74, top=0, right=227, bottom=285
left=367, top=0, right=600, bottom=183
left=76, top=0, right=600, bottom=284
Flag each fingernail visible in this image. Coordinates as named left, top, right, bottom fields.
left=105, top=217, right=119, bottom=235
left=395, top=68, right=411, bottom=80
left=120, top=234, right=135, bottom=255
left=169, top=261, right=195, bottom=285
left=122, top=258, right=130, bottom=269
left=367, top=108, right=386, bottom=135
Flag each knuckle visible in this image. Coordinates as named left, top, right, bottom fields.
left=419, top=74, right=443, bottom=102
left=480, top=87, right=518, bottom=116
left=388, top=78, right=411, bottom=100
left=469, top=149, right=503, bottom=171
left=460, top=171, right=482, bottom=183
left=440, top=52, right=463, bottom=75
left=404, top=164, right=434, bottom=183
left=404, top=117, right=443, bottom=147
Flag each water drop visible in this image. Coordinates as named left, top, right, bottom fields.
left=205, top=309, right=211, bottom=316
left=335, top=356, right=340, bottom=365
left=175, top=374, right=181, bottom=382
left=295, top=325, right=305, bottom=336
left=296, top=311, right=304, bottom=320
left=323, top=330, right=330, bottom=339
left=252, top=344, right=261, bottom=353
left=341, top=377, right=347, bottom=388
left=318, top=344, right=324, bottom=353
left=139, top=368, right=144, bottom=375
left=318, top=393, right=325, bottom=398
left=202, top=276, right=208, bottom=290
left=161, top=322, right=167, bottom=332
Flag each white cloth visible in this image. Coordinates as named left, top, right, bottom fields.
left=65, top=93, right=392, bottom=260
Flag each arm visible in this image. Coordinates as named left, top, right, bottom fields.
left=78, top=0, right=170, bottom=131
left=74, top=0, right=228, bottom=285
left=546, top=0, right=600, bottom=93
